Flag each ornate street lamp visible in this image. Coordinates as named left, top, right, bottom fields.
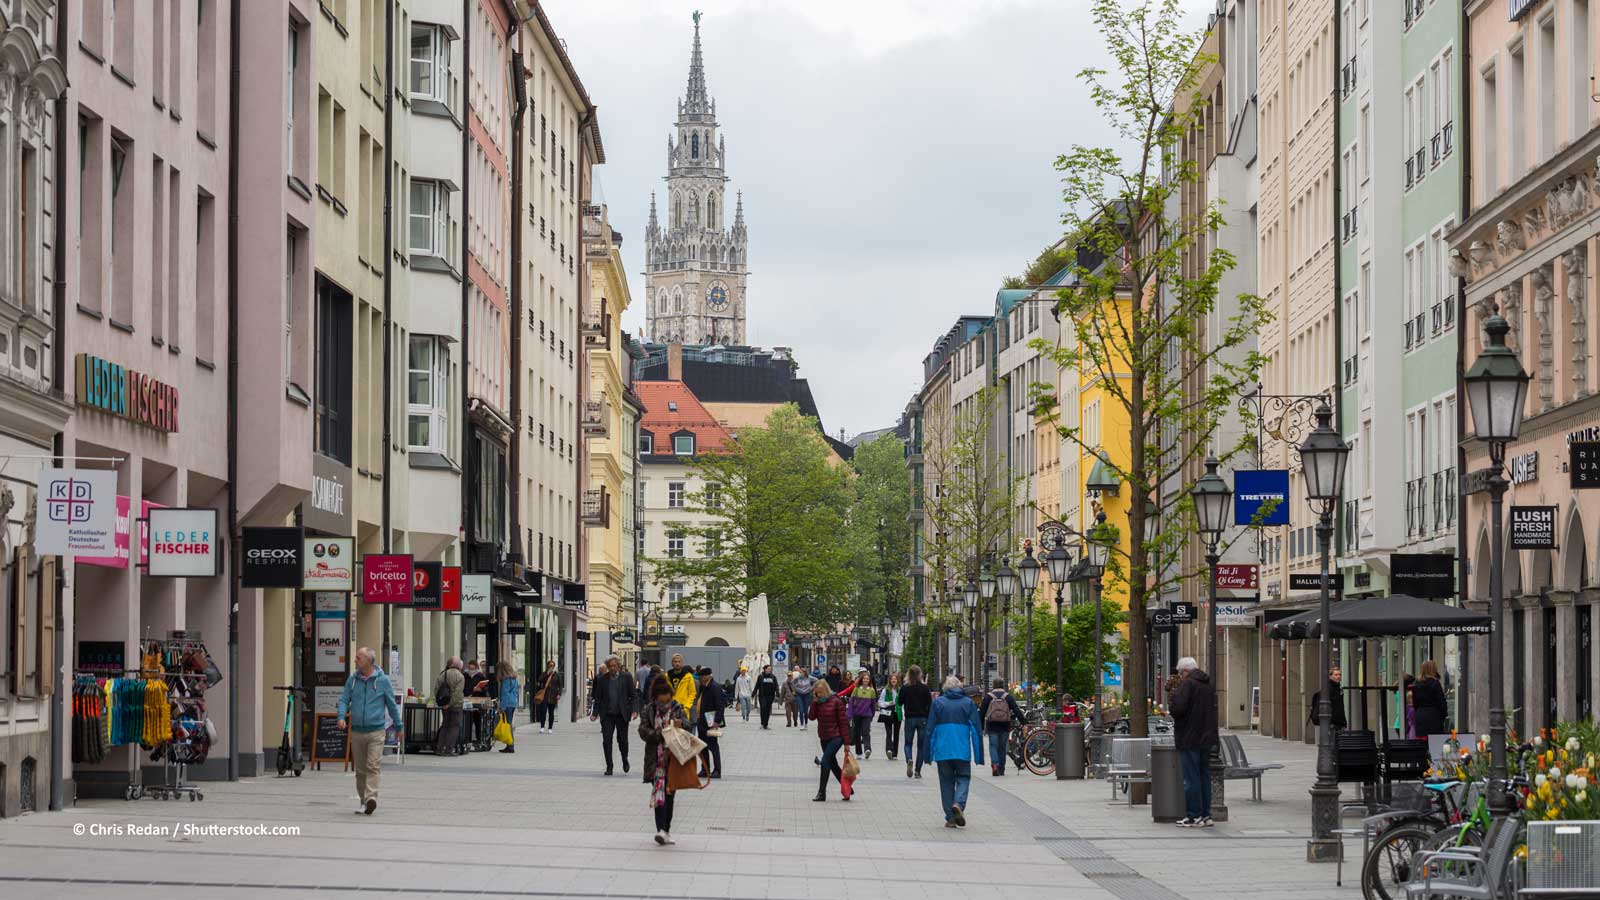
left=1464, top=312, right=1530, bottom=817
left=948, top=588, right=966, bottom=678
left=1300, top=401, right=1350, bottom=857
left=962, top=577, right=981, bottom=682
left=1085, top=512, right=1110, bottom=734
left=996, top=558, right=1017, bottom=684
left=1043, top=535, right=1074, bottom=704
left=1017, top=546, right=1041, bottom=702
left=1189, top=456, right=1234, bottom=822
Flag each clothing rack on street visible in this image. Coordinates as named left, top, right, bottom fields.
left=74, top=655, right=215, bottom=801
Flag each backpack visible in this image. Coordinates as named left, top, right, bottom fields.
left=985, top=690, right=1012, bottom=725
left=434, top=671, right=453, bottom=706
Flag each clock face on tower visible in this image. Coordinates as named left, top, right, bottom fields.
left=707, top=282, right=730, bottom=311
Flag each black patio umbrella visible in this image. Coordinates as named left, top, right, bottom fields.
left=1267, top=594, right=1492, bottom=640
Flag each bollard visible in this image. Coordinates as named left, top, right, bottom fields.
left=1056, top=722, right=1085, bottom=780
left=1150, top=743, right=1185, bottom=822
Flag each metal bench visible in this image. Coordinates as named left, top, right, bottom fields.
left=1106, top=737, right=1152, bottom=803
left=1405, top=815, right=1522, bottom=900
left=1220, top=733, right=1284, bottom=801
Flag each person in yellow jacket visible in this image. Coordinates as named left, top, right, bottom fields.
left=665, top=653, right=698, bottom=720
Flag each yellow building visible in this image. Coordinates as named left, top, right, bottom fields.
left=582, top=204, right=634, bottom=660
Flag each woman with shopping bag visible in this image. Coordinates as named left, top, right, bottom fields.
left=638, top=676, right=702, bottom=845
left=811, top=681, right=854, bottom=802
left=495, top=661, right=519, bottom=753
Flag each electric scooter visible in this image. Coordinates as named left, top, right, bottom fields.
left=272, top=685, right=307, bottom=777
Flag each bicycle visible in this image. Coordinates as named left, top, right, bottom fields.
left=1007, top=706, right=1060, bottom=776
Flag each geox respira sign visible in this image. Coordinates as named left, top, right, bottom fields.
left=1510, top=0, right=1543, bottom=20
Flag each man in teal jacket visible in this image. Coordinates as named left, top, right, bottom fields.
left=928, top=675, right=983, bottom=827
left=338, top=646, right=402, bottom=815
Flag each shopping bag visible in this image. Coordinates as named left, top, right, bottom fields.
left=841, top=749, right=861, bottom=779
left=492, top=716, right=514, bottom=746
left=662, top=723, right=707, bottom=764
left=666, top=754, right=709, bottom=792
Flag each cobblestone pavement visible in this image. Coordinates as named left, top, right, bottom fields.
left=0, top=713, right=1364, bottom=899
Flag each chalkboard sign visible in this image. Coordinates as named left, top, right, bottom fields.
left=312, top=713, right=350, bottom=770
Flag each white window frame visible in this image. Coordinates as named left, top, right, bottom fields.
left=640, top=433, right=653, bottom=455
left=667, top=481, right=685, bottom=509
left=407, top=335, right=449, bottom=453
left=666, top=532, right=684, bottom=559
left=409, top=23, right=452, bottom=104
left=408, top=178, right=451, bottom=259
left=673, top=434, right=695, bottom=455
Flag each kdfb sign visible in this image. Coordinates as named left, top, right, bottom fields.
left=241, top=527, right=303, bottom=588
left=1390, top=553, right=1455, bottom=599
left=1509, top=506, right=1558, bottom=550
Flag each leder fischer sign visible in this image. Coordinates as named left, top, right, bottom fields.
left=1213, top=563, right=1259, bottom=590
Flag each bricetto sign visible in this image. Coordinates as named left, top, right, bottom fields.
left=74, top=353, right=180, bottom=433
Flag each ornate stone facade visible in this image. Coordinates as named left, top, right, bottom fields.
left=643, top=15, right=749, bottom=346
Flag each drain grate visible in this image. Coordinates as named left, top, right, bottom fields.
left=1090, top=875, right=1192, bottom=900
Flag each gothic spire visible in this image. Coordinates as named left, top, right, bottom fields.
left=648, top=192, right=659, bottom=234
left=683, top=13, right=711, bottom=117
left=733, top=192, right=746, bottom=235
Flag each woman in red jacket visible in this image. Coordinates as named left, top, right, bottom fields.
left=811, top=682, right=853, bottom=802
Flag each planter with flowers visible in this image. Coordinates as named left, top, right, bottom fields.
left=1521, top=723, right=1600, bottom=891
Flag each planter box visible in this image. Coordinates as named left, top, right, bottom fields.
left=1527, top=820, right=1600, bottom=891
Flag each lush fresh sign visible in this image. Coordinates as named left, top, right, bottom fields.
left=1234, top=470, right=1290, bottom=526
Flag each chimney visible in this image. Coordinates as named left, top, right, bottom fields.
left=667, top=342, right=683, bottom=382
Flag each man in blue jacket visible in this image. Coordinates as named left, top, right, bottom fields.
left=338, top=646, right=402, bottom=815
left=928, top=674, right=983, bottom=827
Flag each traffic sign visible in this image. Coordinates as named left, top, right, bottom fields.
left=815, top=653, right=826, bottom=667
left=773, top=646, right=789, bottom=665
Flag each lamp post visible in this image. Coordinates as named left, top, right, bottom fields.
left=1044, top=534, right=1073, bottom=703
left=1190, top=456, right=1234, bottom=823
left=1299, top=401, right=1351, bottom=860
left=1086, top=513, right=1110, bottom=734
left=963, top=577, right=981, bottom=683
left=948, top=588, right=966, bottom=678
left=996, top=558, right=1018, bottom=685
left=1017, top=545, right=1041, bottom=703
left=979, top=565, right=997, bottom=682
left=1463, top=312, right=1530, bottom=817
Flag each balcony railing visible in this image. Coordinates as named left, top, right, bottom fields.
left=1432, top=467, right=1457, bottom=533
left=581, top=399, right=608, bottom=438
left=1405, top=156, right=1416, bottom=189
left=581, top=487, right=610, bottom=528
left=1431, top=302, right=1445, bottom=336
left=1343, top=499, right=1360, bottom=551
left=1405, top=477, right=1429, bottom=538
left=1342, top=58, right=1357, bottom=97
left=1342, top=207, right=1358, bottom=242
left=1442, top=121, right=1453, bottom=156
left=1343, top=354, right=1359, bottom=386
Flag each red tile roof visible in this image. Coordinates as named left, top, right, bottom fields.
left=635, top=381, right=735, bottom=456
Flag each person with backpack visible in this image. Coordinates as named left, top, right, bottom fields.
left=899, top=666, right=933, bottom=778
left=978, top=678, right=1024, bottom=775
left=432, top=657, right=465, bottom=756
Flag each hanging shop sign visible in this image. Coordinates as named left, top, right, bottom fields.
left=1462, top=468, right=1495, bottom=496
left=612, top=628, right=638, bottom=646
left=303, top=537, right=355, bottom=592
left=1214, top=564, right=1259, bottom=590
left=1150, top=609, right=1177, bottom=633
left=1215, top=603, right=1257, bottom=627
left=74, top=353, right=180, bottom=433
left=362, top=554, right=413, bottom=603
left=34, top=468, right=119, bottom=556
left=457, top=574, right=492, bottom=615
left=1573, top=443, right=1600, bottom=489
left=439, top=566, right=462, bottom=612
left=1169, top=602, right=1197, bottom=625
left=77, top=641, right=126, bottom=675
left=1507, top=451, right=1539, bottom=485
left=1509, top=505, right=1559, bottom=550
left=1390, top=553, right=1455, bottom=599
left=241, top=527, right=304, bottom=588
left=1104, top=662, right=1123, bottom=687
left=1509, top=0, right=1543, bottom=21
left=1234, top=470, right=1291, bottom=526
left=146, top=508, right=219, bottom=577
left=313, top=594, right=348, bottom=674
left=1290, top=572, right=1343, bottom=592
left=78, top=495, right=161, bottom=567
left=303, top=453, right=352, bottom=534
left=411, top=561, right=443, bottom=609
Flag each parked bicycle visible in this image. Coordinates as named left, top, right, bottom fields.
left=1006, top=705, right=1061, bottom=776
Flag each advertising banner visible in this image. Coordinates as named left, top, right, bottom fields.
left=411, top=561, right=443, bottom=609
left=313, top=593, right=348, bottom=674
left=1234, top=470, right=1290, bottom=526
left=147, top=508, right=219, bottom=577
left=241, top=527, right=304, bottom=588
left=1390, top=553, right=1455, bottom=599
left=303, top=537, right=355, bottom=592
left=362, top=554, right=413, bottom=603
left=35, top=468, right=118, bottom=556
left=1509, top=505, right=1558, bottom=550
left=440, top=566, right=462, bottom=612
left=1216, top=603, right=1257, bottom=627
left=457, top=574, right=492, bottom=616
left=78, top=496, right=162, bottom=568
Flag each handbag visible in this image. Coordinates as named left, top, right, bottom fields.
left=661, top=722, right=706, bottom=764
left=841, top=749, right=861, bottom=779
left=492, top=716, right=514, bottom=746
left=532, top=672, right=554, bottom=706
left=666, top=754, right=708, bottom=791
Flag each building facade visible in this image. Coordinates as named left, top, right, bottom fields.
left=1457, top=0, right=1600, bottom=739
left=582, top=204, right=634, bottom=657
left=643, top=16, right=750, bottom=347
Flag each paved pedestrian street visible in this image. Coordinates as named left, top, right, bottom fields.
left=0, top=717, right=1366, bottom=899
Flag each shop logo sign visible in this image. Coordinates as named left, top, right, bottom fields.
left=303, top=537, right=354, bottom=592
left=1234, top=470, right=1290, bottom=526
left=1214, top=564, right=1259, bottom=590
left=241, top=526, right=304, bottom=588
left=147, top=508, right=219, bottom=577
left=1573, top=443, right=1600, bottom=489
left=362, top=554, right=413, bottom=603
left=1509, top=505, right=1558, bottom=550
left=35, top=468, right=118, bottom=556
left=457, top=574, right=492, bottom=616
left=1508, top=451, right=1538, bottom=485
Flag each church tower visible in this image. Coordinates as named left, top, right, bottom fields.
left=644, top=13, right=749, bottom=346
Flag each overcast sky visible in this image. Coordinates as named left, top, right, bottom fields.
left=544, top=0, right=1206, bottom=439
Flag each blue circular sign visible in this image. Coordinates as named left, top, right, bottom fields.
left=773, top=647, right=788, bottom=664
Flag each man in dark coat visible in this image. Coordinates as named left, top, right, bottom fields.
left=1169, top=657, right=1219, bottom=828
left=754, top=665, right=780, bottom=729
left=588, top=655, right=638, bottom=776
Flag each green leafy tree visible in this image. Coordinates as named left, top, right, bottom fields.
left=1000, top=242, right=1074, bottom=289
left=847, top=433, right=914, bottom=625
left=924, top=384, right=1021, bottom=592
left=1010, top=600, right=1127, bottom=702
left=647, top=405, right=857, bottom=631
left=1030, top=0, right=1270, bottom=741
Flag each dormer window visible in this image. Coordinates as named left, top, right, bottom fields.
left=667, top=401, right=678, bottom=411
left=673, top=434, right=695, bottom=455
left=640, top=433, right=653, bottom=454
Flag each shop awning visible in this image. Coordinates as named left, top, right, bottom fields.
left=1267, top=594, right=1492, bottom=640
